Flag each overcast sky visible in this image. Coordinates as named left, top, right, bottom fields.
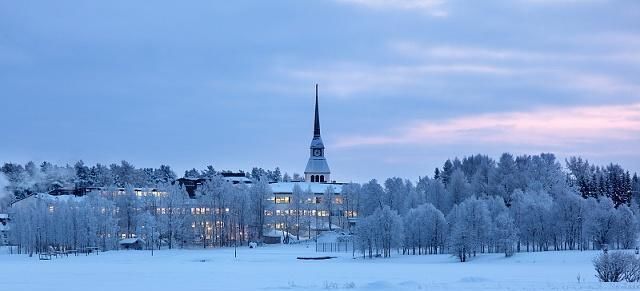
left=1, top=0, right=639, bottom=182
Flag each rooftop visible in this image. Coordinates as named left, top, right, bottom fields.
left=269, top=182, right=343, bottom=194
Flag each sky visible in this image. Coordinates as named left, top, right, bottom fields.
left=0, top=0, right=639, bottom=182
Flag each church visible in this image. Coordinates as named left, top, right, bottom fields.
left=266, top=85, right=352, bottom=232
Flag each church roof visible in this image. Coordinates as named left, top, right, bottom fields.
left=305, top=157, right=330, bottom=174
left=310, top=136, right=324, bottom=148
left=314, top=84, right=321, bottom=138
left=270, top=181, right=343, bottom=194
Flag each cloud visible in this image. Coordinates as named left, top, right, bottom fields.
left=390, top=41, right=640, bottom=64
left=335, top=102, right=640, bottom=151
left=278, top=39, right=640, bottom=98
left=335, top=0, right=448, bottom=17
left=281, top=62, right=513, bottom=97
left=553, top=72, right=640, bottom=96
left=519, top=0, right=608, bottom=4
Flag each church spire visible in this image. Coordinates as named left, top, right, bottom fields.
left=314, top=84, right=321, bottom=137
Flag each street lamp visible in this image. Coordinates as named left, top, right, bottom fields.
left=151, top=226, right=155, bottom=257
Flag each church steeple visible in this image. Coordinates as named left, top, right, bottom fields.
left=314, top=84, right=321, bottom=137
left=305, top=84, right=331, bottom=183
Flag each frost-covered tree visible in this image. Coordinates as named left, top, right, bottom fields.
left=158, top=182, right=189, bottom=249
left=136, top=211, right=158, bottom=249
left=584, top=197, right=617, bottom=250
left=613, top=204, right=637, bottom=249
left=341, top=183, right=361, bottom=230
left=356, top=206, right=403, bottom=258
left=448, top=169, right=471, bottom=205
left=384, top=177, right=409, bottom=215
left=550, top=190, right=585, bottom=250
left=290, top=184, right=304, bottom=239
left=510, top=189, right=553, bottom=252
left=447, top=197, right=491, bottom=262
left=360, top=179, right=385, bottom=217
left=322, top=186, right=336, bottom=231
left=117, top=185, right=140, bottom=238
left=494, top=212, right=518, bottom=257
left=249, top=178, right=273, bottom=241
left=403, top=203, right=446, bottom=255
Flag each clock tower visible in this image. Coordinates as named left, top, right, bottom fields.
left=305, top=84, right=331, bottom=183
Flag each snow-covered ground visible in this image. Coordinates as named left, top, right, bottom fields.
left=1, top=244, right=639, bottom=291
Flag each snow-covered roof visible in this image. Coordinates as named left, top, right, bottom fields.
left=304, top=157, right=330, bottom=174
left=269, top=182, right=343, bottom=194
left=11, top=193, right=85, bottom=207
left=263, top=229, right=295, bottom=239
left=119, top=238, right=145, bottom=244
left=223, top=176, right=252, bottom=184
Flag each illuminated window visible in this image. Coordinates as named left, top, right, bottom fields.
left=275, top=196, right=290, bottom=204
left=344, top=210, right=358, bottom=217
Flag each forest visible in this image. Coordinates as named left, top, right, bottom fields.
left=1, top=153, right=639, bottom=262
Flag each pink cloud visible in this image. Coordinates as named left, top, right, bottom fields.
left=336, top=103, right=640, bottom=149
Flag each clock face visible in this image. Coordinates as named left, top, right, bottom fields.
left=313, top=149, right=322, bottom=157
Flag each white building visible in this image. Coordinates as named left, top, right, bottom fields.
left=267, top=85, right=354, bottom=233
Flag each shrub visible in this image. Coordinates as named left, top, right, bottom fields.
left=593, top=252, right=640, bottom=282
left=623, top=256, right=640, bottom=282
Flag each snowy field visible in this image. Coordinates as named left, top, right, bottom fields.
left=1, top=244, right=639, bottom=291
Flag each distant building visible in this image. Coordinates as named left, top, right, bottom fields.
left=0, top=213, right=9, bottom=246
left=119, top=238, right=145, bottom=250
left=176, top=172, right=252, bottom=197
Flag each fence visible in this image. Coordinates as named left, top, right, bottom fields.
left=315, top=240, right=354, bottom=253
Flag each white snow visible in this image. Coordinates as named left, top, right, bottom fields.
left=270, top=182, right=343, bottom=194
left=0, top=245, right=638, bottom=291
left=119, top=238, right=145, bottom=244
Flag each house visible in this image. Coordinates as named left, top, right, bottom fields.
left=263, top=230, right=297, bottom=244
left=119, top=238, right=145, bottom=250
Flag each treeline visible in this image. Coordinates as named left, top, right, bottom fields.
left=0, top=160, right=289, bottom=202
left=9, top=178, right=276, bottom=255
left=346, top=153, right=640, bottom=261
left=0, top=161, right=177, bottom=200
left=566, top=157, right=637, bottom=205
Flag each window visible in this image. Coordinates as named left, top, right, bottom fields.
left=320, top=175, right=325, bottom=182
left=275, top=196, right=290, bottom=204
left=311, top=175, right=316, bottom=182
